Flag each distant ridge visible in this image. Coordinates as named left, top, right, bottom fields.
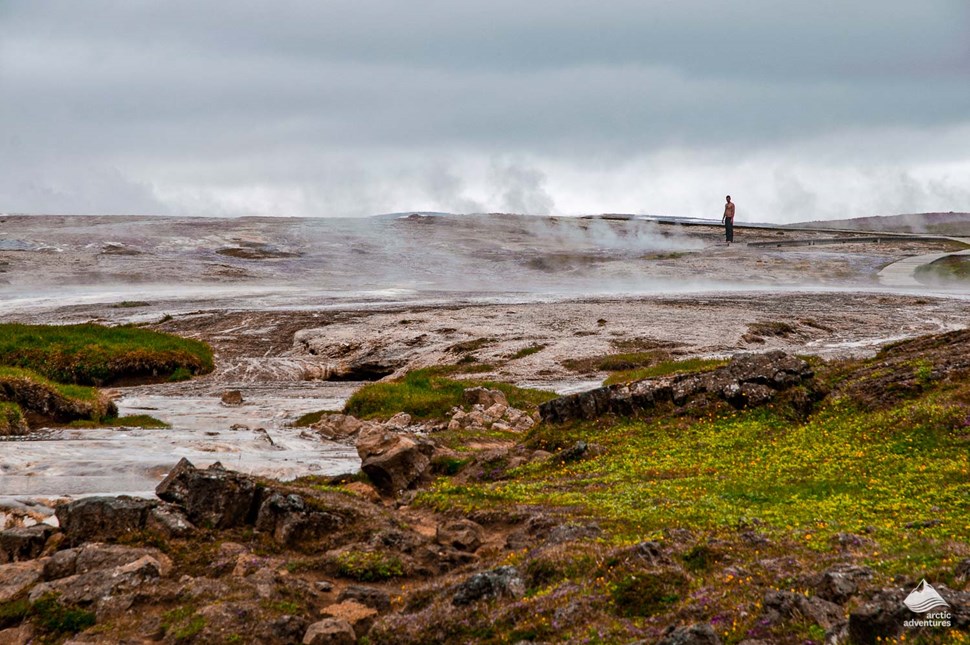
left=791, top=212, right=970, bottom=236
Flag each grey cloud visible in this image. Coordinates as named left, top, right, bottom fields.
left=1, top=1, right=969, bottom=218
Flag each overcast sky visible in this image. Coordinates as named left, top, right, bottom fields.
left=2, top=1, right=969, bottom=221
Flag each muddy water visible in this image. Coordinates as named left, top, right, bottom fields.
left=0, top=384, right=359, bottom=504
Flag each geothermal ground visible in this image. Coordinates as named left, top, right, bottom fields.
left=1, top=213, right=968, bottom=508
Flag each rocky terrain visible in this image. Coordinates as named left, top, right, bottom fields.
left=2, top=334, right=970, bottom=643
left=2, top=214, right=970, bottom=643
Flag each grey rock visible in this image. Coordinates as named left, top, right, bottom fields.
left=657, top=623, right=722, bottom=645
left=814, top=564, right=873, bottom=604
left=356, top=428, right=431, bottom=495
left=463, top=387, right=508, bottom=408
left=0, top=525, right=54, bottom=563
left=761, top=590, right=844, bottom=630
left=156, top=458, right=260, bottom=529
left=540, top=350, right=814, bottom=423
left=255, top=492, right=342, bottom=546
left=435, top=519, right=485, bottom=552
left=0, top=560, right=45, bottom=602
left=452, top=566, right=525, bottom=606
left=55, top=496, right=156, bottom=545
left=303, top=618, right=356, bottom=645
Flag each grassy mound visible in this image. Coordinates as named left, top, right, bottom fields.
left=344, top=368, right=557, bottom=420
left=0, top=401, right=28, bottom=436
left=0, top=367, right=116, bottom=425
left=0, top=323, right=214, bottom=385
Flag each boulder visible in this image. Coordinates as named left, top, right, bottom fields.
left=463, top=387, right=508, bottom=408
left=657, top=623, right=722, bottom=645
left=254, top=492, right=342, bottom=546
left=761, top=590, right=844, bottom=630
left=312, top=414, right=366, bottom=441
left=813, top=564, right=873, bottom=604
left=146, top=504, right=195, bottom=538
left=435, top=519, right=485, bottom=553
left=55, top=496, right=157, bottom=545
left=337, top=585, right=392, bottom=613
left=28, top=555, right=163, bottom=614
left=452, top=566, right=525, bottom=606
left=156, top=458, right=260, bottom=529
left=220, top=390, right=244, bottom=406
left=0, top=525, right=53, bottom=563
left=322, top=600, right=377, bottom=638
left=0, top=560, right=45, bottom=602
left=303, top=618, right=356, bottom=645
left=846, top=589, right=909, bottom=644
left=356, top=428, right=431, bottom=496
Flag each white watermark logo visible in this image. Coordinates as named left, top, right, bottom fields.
left=904, top=579, right=950, bottom=613
left=903, top=579, right=952, bottom=629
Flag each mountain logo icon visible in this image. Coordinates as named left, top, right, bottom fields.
left=903, top=579, right=950, bottom=613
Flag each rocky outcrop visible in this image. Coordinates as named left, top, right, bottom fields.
left=540, top=350, right=815, bottom=423
left=156, top=458, right=260, bottom=529
left=452, top=566, right=525, bottom=605
left=255, top=491, right=343, bottom=546
left=760, top=589, right=844, bottom=631
left=55, top=496, right=158, bottom=545
left=436, top=519, right=485, bottom=553
left=0, top=525, right=54, bottom=563
left=356, top=427, right=434, bottom=496
left=656, top=623, right=722, bottom=645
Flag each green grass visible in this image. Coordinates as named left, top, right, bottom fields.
left=332, top=550, right=405, bottom=581
left=420, top=387, right=970, bottom=573
left=68, top=414, right=169, bottom=429
left=0, top=366, right=99, bottom=401
left=510, top=344, right=547, bottom=360
left=343, top=368, right=557, bottom=420
left=292, top=409, right=339, bottom=427
left=0, top=323, right=214, bottom=385
left=0, top=401, right=26, bottom=435
left=603, top=357, right=729, bottom=385
left=30, top=594, right=97, bottom=639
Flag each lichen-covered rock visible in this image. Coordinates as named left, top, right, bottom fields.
left=55, top=495, right=157, bottom=545
left=435, top=519, right=484, bottom=552
left=0, top=559, right=45, bottom=602
left=452, top=566, right=525, bottom=605
left=761, top=589, right=844, bottom=630
left=303, top=618, right=356, bottom=645
left=156, top=458, right=260, bottom=529
left=657, top=623, right=722, bottom=645
left=812, top=564, right=873, bottom=604
left=541, top=350, right=814, bottom=423
left=463, top=387, right=508, bottom=408
left=356, top=428, right=432, bottom=495
left=255, top=492, right=342, bottom=545
left=0, top=525, right=53, bottom=563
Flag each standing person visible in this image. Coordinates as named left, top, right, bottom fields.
left=722, top=195, right=735, bottom=243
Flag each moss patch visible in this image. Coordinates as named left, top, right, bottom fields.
left=603, top=357, right=729, bottom=385
left=344, top=369, right=556, bottom=420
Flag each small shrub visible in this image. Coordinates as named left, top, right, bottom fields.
left=609, top=572, right=683, bottom=617
left=31, top=594, right=96, bottom=637
left=0, top=598, right=30, bottom=629
left=168, top=367, right=192, bottom=382
left=333, top=550, right=405, bottom=582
